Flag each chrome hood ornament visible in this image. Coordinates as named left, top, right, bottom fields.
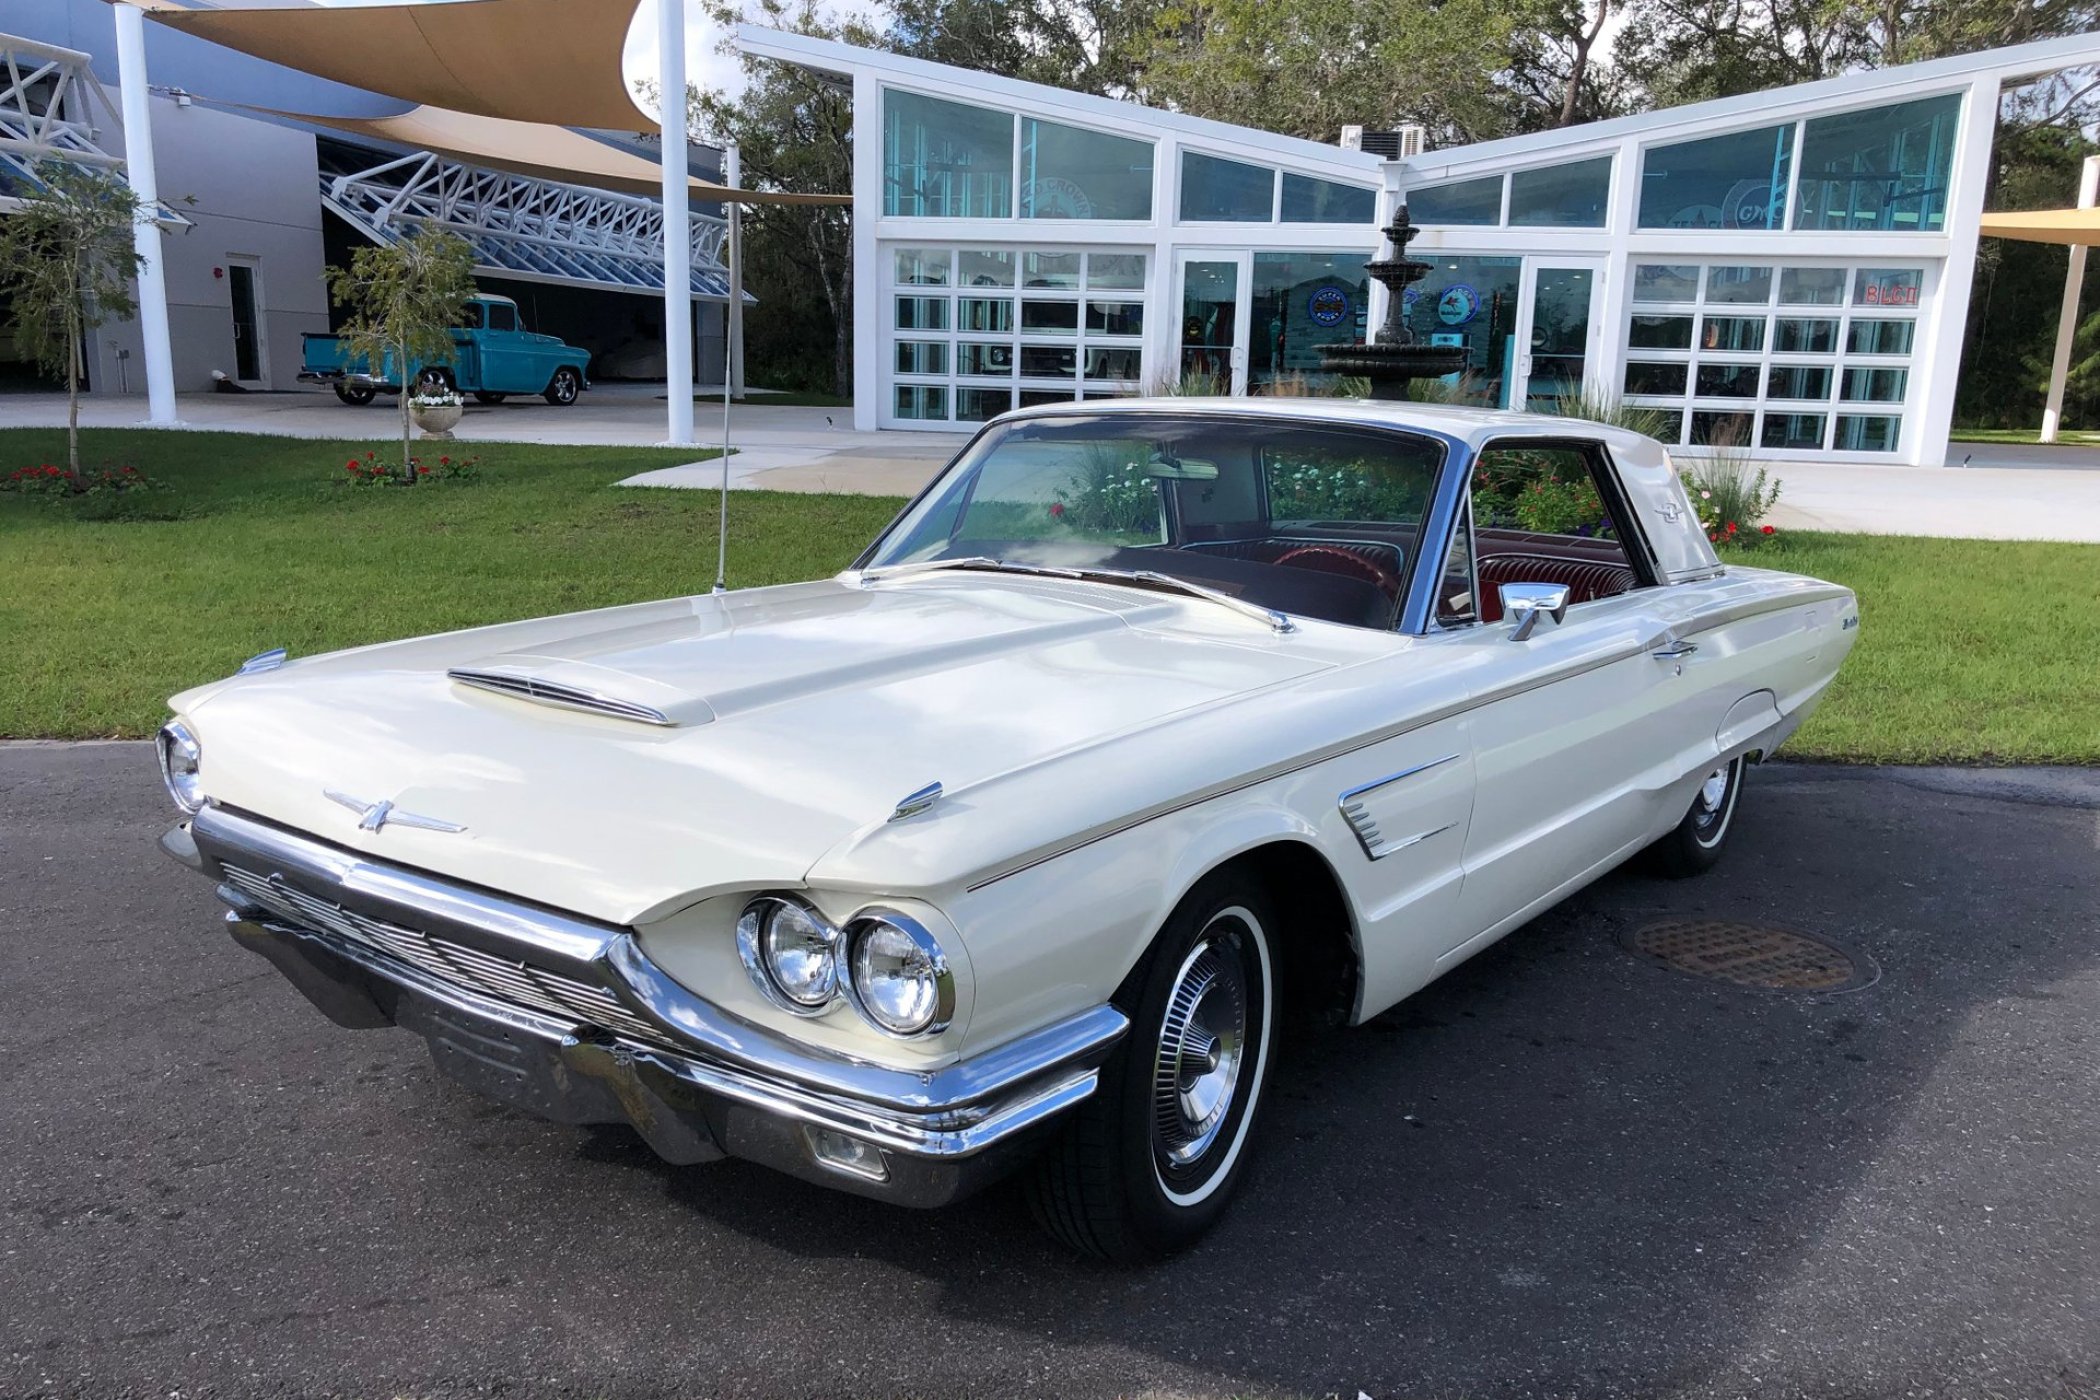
left=324, top=790, right=467, bottom=834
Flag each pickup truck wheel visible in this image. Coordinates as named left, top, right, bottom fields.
left=1028, top=870, right=1274, bottom=1262
left=332, top=384, right=375, bottom=406
left=414, top=367, right=455, bottom=396
left=543, top=367, right=581, bottom=405
left=473, top=392, right=507, bottom=406
left=1648, top=755, right=1746, bottom=878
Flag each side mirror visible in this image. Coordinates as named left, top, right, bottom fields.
left=1500, top=582, right=1570, bottom=641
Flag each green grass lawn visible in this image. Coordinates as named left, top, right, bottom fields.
left=2, top=428, right=2094, bottom=762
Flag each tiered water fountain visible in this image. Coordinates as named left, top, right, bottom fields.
left=1317, top=205, right=1466, bottom=400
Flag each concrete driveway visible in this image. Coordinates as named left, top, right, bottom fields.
left=3, top=744, right=2096, bottom=1399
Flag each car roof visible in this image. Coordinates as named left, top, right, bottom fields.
left=996, top=395, right=1652, bottom=454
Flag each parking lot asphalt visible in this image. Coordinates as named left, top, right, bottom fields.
left=3, top=743, right=2097, bottom=1399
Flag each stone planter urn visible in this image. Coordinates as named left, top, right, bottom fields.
left=410, top=399, right=464, bottom=439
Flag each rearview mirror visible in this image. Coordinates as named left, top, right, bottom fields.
left=1500, top=582, right=1570, bottom=641
left=1145, top=452, right=1219, bottom=481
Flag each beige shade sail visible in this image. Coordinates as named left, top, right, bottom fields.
left=130, top=0, right=654, bottom=133
left=285, top=103, right=847, bottom=205
left=1979, top=207, right=2100, bottom=246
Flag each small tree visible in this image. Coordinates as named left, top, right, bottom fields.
left=324, top=227, right=477, bottom=478
left=0, top=161, right=148, bottom=482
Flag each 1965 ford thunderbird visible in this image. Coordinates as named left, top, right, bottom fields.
left=157, top=399, right=1857, bottom=1260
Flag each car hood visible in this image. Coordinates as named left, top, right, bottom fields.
left=176, top=576, right=1366, bottom=925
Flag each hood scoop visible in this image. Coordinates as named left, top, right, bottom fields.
left=448, top=658, right=703, bottom=727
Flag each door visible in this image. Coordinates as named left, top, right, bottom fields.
left=476, top=299, right=533, bottom=393
left=226, top=258, right=266, bottom=387
left=1176, top=251, right=1250, bottom=394
left=1513, top=257, right=1603, bottom=410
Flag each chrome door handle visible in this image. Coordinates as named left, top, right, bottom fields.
left=1651, top=640, right=1699, bottom=661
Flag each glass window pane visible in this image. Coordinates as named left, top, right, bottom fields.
left=1701, top=315, right=1766, bottom=352
left=1023, top=252, right=1081, bottom=289
left=1796, top=95, right=1961, bottom=232
left=883, top=91, right=1013, bottom=218
left=1087, top=253, right=1147, bottom=290
left=1251, top=250, right=1373, bottom=393
left=1508, top=156, right=1612, bottom=227
left=1848, top=319, right=1915, bottom=355
left=1833, top=414, right=1901, bottom=451
left=956, top=386, right=1013, bottom=422
left=1408, top=176, right=1502, bottom=226
left=1690, top=410, right=1756, bottom=446
left=956, top=250, right=1014, bottom=287
left=1625, top=361, right=1688, bottom=395
left=1020, top=300, right=1079, bottom=334
left=895, top=296, right=950, bottom=331
left=1180, top=152, right=1276, bottom=222
left=1774, top=318, right=1837, bottom=353
left=1639, top=125, right=1794, bottom=229
left=895, top=341, right=949, bottom=375
left=1630, top=314, right=1694, bottom=349
left=1398, top=254, right=1522, bottom=408
left=1706, top=266, right=1773, bottom=304
left=1084, top=347, right=1142, bottom=380
left=1019, top=345, right=1076, bottom=376
left=1019, top=118, right=1154, bottom=220
left=1695, top=363, right=1760, bottom=397
left=1086, top=300, right=1145, bottom=336
left=957, top=342, right=1013, bottom=377
left=894, top=383, right=949, bottom=420
left=1018, top=388, right=1074, bottom=408
left=895, top=248, right=952, bottom=286
left=1081, top=386, right=1135, bottom=401
left=1766, top=365, right=1832, bottom=400
left=1280, top=174, right=1377, bottom=224
left=957, top=297, right=1013, bottom=333
left=1842, top=366, right=1908, bottom=402
left=1762, top=412, right=1827, bottom=449
left=1855, top=268, right=1924, bottom=307
left=1779, top=266, right=1847, bottom=304
left=1633, top=265, right=1700, bottom=303
left=486, top=302, right=517, bottom=331
left=1649, top=410, right=1686, bottom=443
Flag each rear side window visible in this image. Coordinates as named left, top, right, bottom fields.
left=485, top=302, right=518, bottom=332
left=1468, top=442, right=1645, bottom=624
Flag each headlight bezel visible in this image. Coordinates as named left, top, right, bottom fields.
left=156, top=719, right=205, bottom=814
left=735, top=894, right=842, bottom=1016
left=842, top=908, right=956, bottom=1039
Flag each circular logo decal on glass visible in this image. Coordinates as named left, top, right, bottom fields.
left=1306, top=284, right=1352, bottom=327
left=1437, top=284, right=1481, bottom=326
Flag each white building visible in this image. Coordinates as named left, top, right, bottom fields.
left=739, top=25, right=2100, bottom=466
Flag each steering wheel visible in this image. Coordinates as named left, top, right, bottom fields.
left=1271, top=544, right=1401, bottom=596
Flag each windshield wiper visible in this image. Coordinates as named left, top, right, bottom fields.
left=860, top=557, right=1296, bottom=634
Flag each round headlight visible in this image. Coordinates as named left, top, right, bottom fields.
left=847, top=912, right=954, bottom=1037
left=157, top=720, right=204, bottom=813
left=736, top=897, right=838, bottom=1012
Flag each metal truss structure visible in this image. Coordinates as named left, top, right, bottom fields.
left=0, top=33, right=123, bottom=207
left=318, top=141, right=742, bottom=301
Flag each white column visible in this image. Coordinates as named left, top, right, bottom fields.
left=725, top=143, right=744, bottom=398
left=2040, top=154, right=2100, bottom=444
left=850, top=69, right=881, bottom=430
left=112, top=2, right=177, bottom=424
left=658, top=0, right=695, bottom=445
left=1912, top=76, right=1999, bottom=467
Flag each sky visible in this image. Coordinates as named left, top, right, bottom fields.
left=620, top=0, right=886, bottom=115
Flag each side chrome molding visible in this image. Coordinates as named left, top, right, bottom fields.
left=1338, top=753, right=1463, bottom=860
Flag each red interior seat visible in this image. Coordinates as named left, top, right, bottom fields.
left=1476, top=553, right=1638, bottom=623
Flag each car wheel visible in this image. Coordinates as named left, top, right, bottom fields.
left=1648, top=754, right=1746, bottom=878
left=414, top=367, right=455, bottom=396
left=473, top=392, right=507, bottom=406
left=332, top=384, right=375, bottom=406
left=543, top=367, right=581, bottom=405
left=1028, top=869, right=1275, bottom=1262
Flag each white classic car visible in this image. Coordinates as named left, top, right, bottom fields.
left=157, top=399, right=1857, bottom=1260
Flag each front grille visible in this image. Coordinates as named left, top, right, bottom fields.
left=220, top=863, right=679, bottom=1050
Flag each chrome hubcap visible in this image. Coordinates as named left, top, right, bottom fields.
left=1698, top=766, right=1730, bottom=812
left=1154, top=931, right=1248, bottom=1169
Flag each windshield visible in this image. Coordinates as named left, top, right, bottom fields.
left=860, top=411, right=1449, bottom=630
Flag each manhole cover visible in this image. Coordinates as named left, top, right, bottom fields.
left=1621, top=920, right=1877, bottom=993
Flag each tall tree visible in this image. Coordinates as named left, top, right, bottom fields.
left=0, top=161, right=147, bottom=480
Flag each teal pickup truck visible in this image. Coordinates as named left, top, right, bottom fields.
left=300, top=294, right=591, bottom=407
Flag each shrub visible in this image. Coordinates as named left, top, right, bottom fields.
left=1680, top=446, right=1783, bottom=548
left=1548, top=386, right=1679, bottom=441
left=337, top=449, right=482, bottom=487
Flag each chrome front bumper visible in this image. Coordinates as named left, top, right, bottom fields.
left=161, top=806, right=1126, bottom=1207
